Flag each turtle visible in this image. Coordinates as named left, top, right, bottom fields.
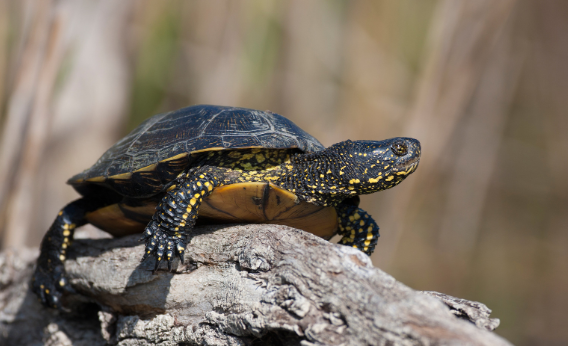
left=32, top=104, right=421, bottom=309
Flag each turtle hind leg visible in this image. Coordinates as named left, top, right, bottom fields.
left=141, top=172, right=219, bottom=271
left=32, top=199, right=94, bottom=309
left=336, top=204, right=380, bottom=256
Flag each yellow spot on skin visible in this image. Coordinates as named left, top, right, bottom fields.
left=364, top=240, right=371, bottom=246
left=368, top=177, right=382, bottom=183
left=349, top=179, right=360, bottom=184
left=45, top=289, right=50, bottom=294
left=190, top=198, right=196, bottom=205
left=58, top=211, right=63, bottom=216
left=367, top=233, right=374, bottom=240
left=197, top=182, right=202, bottom=187
left=320, top=174, right=324, bottom=178
left=354, top=213, right=361, bottom=220
left=194, top=193, right=200, bottom=198
left=40, top=285, right=44, bottom=289
left=199, top=175, right=205, bottom=179
left=359, top=220, right=365, bottom=226
left=59, top=280, right=65, bottom=286
left=59, top=255, right=65, bottom=261
left=385, top=176, right=394, bottom=181
left=147, top=251, right=151, bottom=254
left=241, top=162, right=253, bottom=170
left=327, top=169, right=332, bottom=174
left=384, top=165, right=390, bottom=169
left=62, top=230, right=70, bottom=236
left=62, top=243, right=67, bottom=249
left=256, top=154, right=265, bottom=163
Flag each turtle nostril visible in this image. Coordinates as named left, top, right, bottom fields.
left=391, top=141, right=408, bottom=156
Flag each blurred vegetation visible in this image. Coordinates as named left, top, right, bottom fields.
left=0, top=1, right=567, bottom=344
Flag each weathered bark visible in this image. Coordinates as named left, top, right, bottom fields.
left=0, top=224, right=511, bottom=346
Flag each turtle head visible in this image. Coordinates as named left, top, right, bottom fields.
left=329, top=138, right=421, bottom=194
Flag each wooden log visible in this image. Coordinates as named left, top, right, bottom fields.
left=0, top=224, right=511, bottom=345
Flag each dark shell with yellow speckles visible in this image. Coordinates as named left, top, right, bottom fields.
left=68, top=105, right=324, bottom=198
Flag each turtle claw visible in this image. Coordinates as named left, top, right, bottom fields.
left=32, top=266, right=72, bottom=311
left=141, top=225, right=175, bottom=273
left=152, top=257, right=162, bottom=273
left=176, top=240, right=186, bottom=263
left=141, top=250, right=151, bottom=262
left=59, top=276, right=76, bottom=294
left=141, top=220, right=188, bottom=273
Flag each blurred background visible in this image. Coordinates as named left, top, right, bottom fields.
left=0, top=1, right=566, bottom=344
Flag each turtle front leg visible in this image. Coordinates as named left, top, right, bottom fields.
left=336, top=204, right=380, bottom=255
left=141, top=172, right=220, bottom=271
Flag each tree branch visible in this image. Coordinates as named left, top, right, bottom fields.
left=1, top=224, right=511, bottom=345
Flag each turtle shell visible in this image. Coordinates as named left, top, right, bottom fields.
left=69, top=105, right=324, bottom=198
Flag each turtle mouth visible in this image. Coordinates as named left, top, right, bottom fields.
left=393, top=156, right=420, bottom=171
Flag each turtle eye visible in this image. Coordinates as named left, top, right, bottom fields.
left=391, top=141, right=407, bottom=156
